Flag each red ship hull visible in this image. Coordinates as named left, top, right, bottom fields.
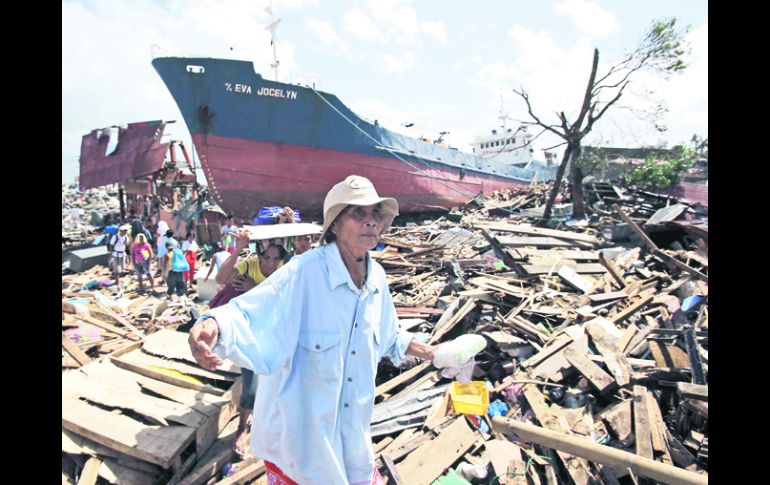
left=194, top=134, right=530, bottom=219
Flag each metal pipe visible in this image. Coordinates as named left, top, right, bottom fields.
left=491, top=416, right=707, bottom=485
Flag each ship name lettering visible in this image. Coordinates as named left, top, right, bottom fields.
left=256, top=87, right=298, bottom=100
left=235, top=83, right=252, bottom=94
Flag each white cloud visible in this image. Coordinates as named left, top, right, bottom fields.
left=554, top=0, right=619, bottom=38
left=343, top=7, right=385, bottom=42
left=62, top=0, right=298, bottom=182
left=274, top=0, right=319, bottom=8
left=421, top=21, right=447, bottom=44
left=378, top=51, right=416, bottom=74
left=306, top=19, right=349, bottom=52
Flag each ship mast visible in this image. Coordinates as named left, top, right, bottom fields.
left=265, top=0, right=281, bottom=81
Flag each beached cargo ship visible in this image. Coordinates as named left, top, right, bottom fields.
left=152, top=56, right=557, bottom=218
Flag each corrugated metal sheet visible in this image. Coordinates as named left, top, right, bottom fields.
left=79, top=121, right=169, bottom=190
left=658, top=182, right=708, bottom=206
left=647, top=203, right=689, bottom=225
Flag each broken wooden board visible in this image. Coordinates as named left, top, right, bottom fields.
left=645, top=389, right=673, bottom=466
left=518, top=381, right=597, bottom=484
left=563, top=345, right=615, bottom=395
left=376, top=361, right=431, bottom=398
left=62, top=332, right=92, bottom=366
left=632, top=385, right=653, bottom=460
left=585, top=318, right=633, bottom=387
left=557, top=266, right=595, bottom=293
left=141, top=329, right=240, bottom=374
left=395, top=418, right=478, bottom=485
left=496, top=236, right=576, bottom=248
left=484, top=439, right=527, bottom=485
left=676, top=382, right=708, bottom=402
left=649, top=341, right=691, bottom=370
left=508, top=248, right=600, bottom=261
left=598, top=400, right=634, bottom=446
left=62, top=397, right=196, bottom=470
left=522, top=263, right=607, bottom=275
left=477, top=223, right=601, bottom=245
left=429, top=297, right=477, bottom=344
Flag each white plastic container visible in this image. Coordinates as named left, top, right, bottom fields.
left=195, top=265, right=219, bottom=301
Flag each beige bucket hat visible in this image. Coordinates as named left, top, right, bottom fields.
left=321, top=175, right=399, bottom=243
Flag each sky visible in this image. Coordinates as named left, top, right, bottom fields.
left=62, top=0, right=708, bottom=184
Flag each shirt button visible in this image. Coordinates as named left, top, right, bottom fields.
left=351, top=350, right=356, bottom=355
left=347, top=377, right=353, bottom=382
left=354, top=324, right=358, bottom=328
left=344, top=403, right=349, bottom=408
left=315, top=344, right=320, bottom=349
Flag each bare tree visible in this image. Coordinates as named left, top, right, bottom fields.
left=513, top=18, right=691, bottom=221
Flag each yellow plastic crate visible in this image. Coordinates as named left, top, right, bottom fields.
left=450, top=381, right=489, bottom=415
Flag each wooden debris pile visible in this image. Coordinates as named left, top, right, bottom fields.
left=368, top=202, right=707, bottom=484
left=61, top=186, right=707, bottom=484
left=62, top=265, right=202, bottom=370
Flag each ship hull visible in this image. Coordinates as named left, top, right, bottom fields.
left=152, top=57, right=552, bottom=220
left=195, top=134, right=529, bottom=217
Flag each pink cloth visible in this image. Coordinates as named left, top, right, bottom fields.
left=132, top=242, right=152, bottom=262
left=264, top=461, right=382, bottom=485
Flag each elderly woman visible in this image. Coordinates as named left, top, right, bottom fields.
left=189, top=175, right=483, bottom=485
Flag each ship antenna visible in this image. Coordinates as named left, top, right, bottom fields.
left=265, top=0, right=281, bottom=81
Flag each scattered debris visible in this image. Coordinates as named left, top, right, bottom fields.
left=62, top=182, right=708, bottom=484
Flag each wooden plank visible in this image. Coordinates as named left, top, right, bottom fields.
left=598, top=400, right=634, bottom=446
left=611, top=204, right=660, bottom=251
left=111, top=354, right=226, bottom=395
left=522, top=263, right=607, bottom=275
left=632, top=385, right=653, bottom=460
left=588, top=291, right=628, bottom=303
left=381, top=454, right=403, bottom=485
left=677, top=382, right=708, bottom=402
left=478, top=223, right=601, bottom=245
left=120, top=348, right=238, bottom=382
left=598, top=251, right=626, bottom=287
left=522, top=334, right=572, bottom=369
left=484, top=439, right=527, bottom=485
left=557, top=266, right=594, bottom=293
left=646, top=389, right=673, bottom=466
left=93, top=301, right=145, bottom=339
left=585, top=318, right=633, bottom=387
left=375, top=361, right=430, bottom=398
left=563, top=345, right=615, bottom=395
left=429, top=298, right=476, bottom=344
left=519, top=381, right=595, bottom=484
left=62, top=398, right=196, bottom=469
left=609, top=294, right=655, bottom=323
left=213, top=459, right=264, bottom=485
left=176, top=417, right=240, bottom=485
left=76, top=456, right=102, bottom=485
left=78, top=360, right=228, bottom=415
left=98, top=456, right=161, bottom=485
left=650, top=342, right=691, bottom=370
left=62, top=332, right=92, bottom=366
left=395, top=418, right=478, bottom=485
left=70, top=313, right=141, bottom=341
left=496, top=236, right=576, bottom=248
left=617, top=324, right=639, bottom=354
left=67, top=371, right=208, bottom=428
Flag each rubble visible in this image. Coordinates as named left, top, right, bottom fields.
left=62, top=184, right=121, bottom=251
left=61, top=182, right=708, bottom=484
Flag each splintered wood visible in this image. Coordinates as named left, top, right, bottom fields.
left=63, top=184, right=708, bottom=484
